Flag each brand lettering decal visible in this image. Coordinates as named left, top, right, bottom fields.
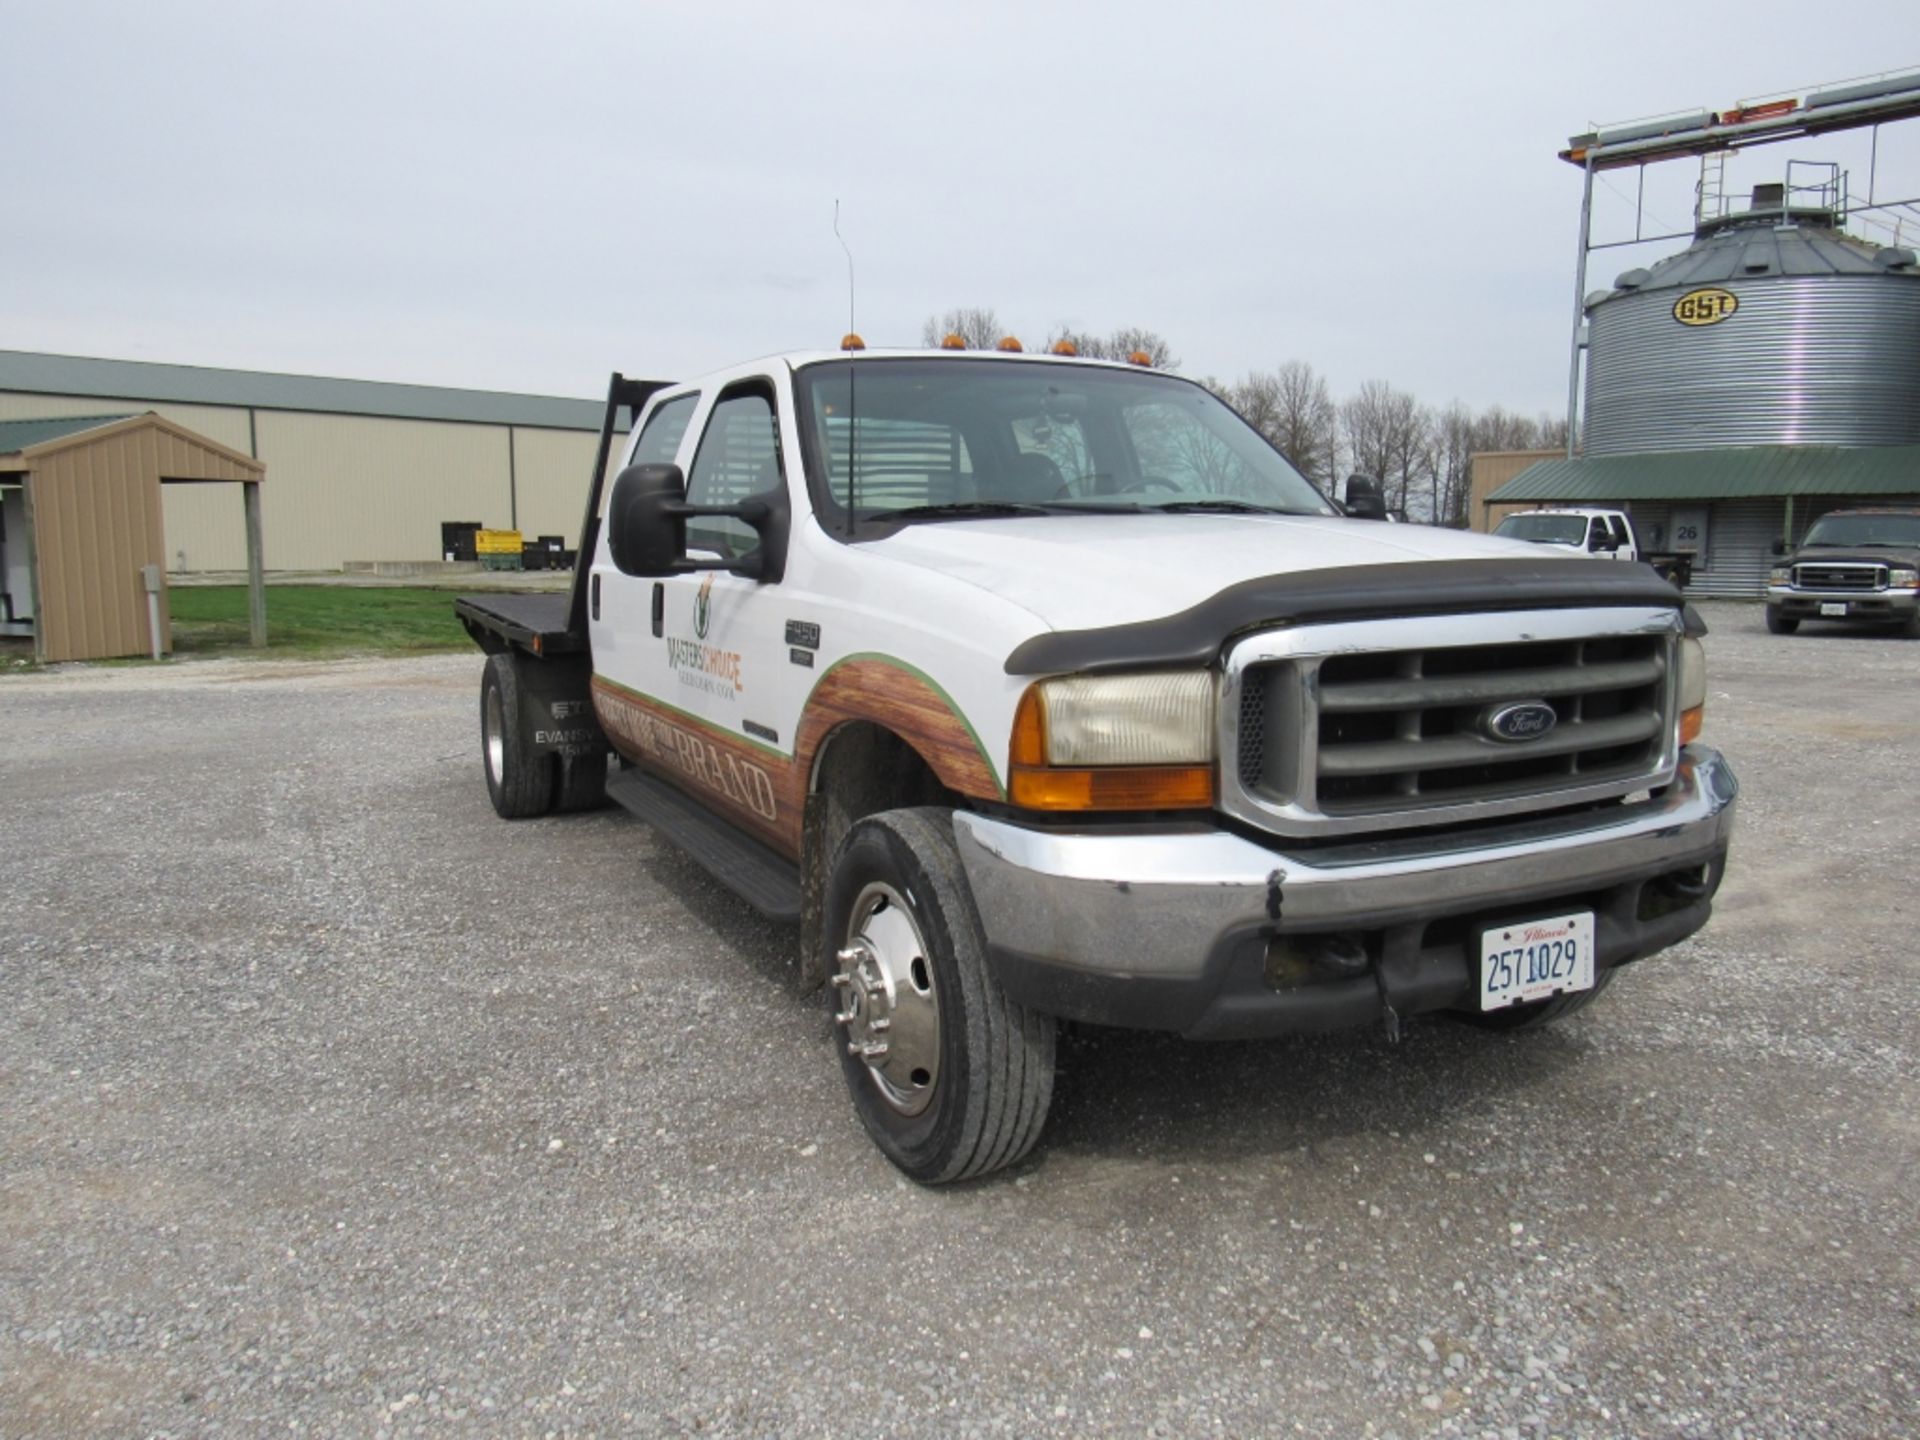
left=595, top=688, right=779, bottom=822
left=790, top=647, right=815, bottom=668
left=1672, top=287, right=1738, bottom=327
left=667, top=573, right=744, bottom=700
left=785, top=619, right=821, bottom=650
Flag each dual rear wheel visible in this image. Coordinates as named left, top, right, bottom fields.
left=480, top=651, right=607, bottom=819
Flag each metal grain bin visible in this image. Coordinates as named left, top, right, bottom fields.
left=1583, top=212, right=1920, bottom=456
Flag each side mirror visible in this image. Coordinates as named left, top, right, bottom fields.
left=1770, top=538, right=1789, bottom=556
left=1343, top=474, right=1387, bottom=521
left=1588, top=530, right=1611, bottom=552
left=606, top=462, right=787, bottom=582
left=608, top=463, right=691, bottom=577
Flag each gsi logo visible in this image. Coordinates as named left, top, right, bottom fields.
left=1672, top=288, right=1738, bottom=327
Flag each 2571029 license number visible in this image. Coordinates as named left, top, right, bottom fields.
left=1479, top=911, right=1595, bottom=1011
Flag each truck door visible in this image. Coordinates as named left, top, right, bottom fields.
left=588, top=387, right=701, bottom=689
left=602, top=375, right=801, bottom=850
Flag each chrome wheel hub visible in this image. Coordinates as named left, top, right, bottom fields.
left=832, top=882, right=939, bottom=1116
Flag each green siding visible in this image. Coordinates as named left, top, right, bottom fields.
left=0, top=414, right=136, bottom=455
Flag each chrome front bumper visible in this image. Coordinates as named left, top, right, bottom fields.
left=953, top=746, right=1738, bottom=1037
left=1767, top=585, right=1919, bottom=617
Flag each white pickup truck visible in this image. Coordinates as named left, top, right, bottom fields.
left=1494, top=507, right=1695, bottom=588
left=456, top=348, right=1737, bottom=1183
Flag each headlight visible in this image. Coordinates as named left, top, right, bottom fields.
left=1676, top=636, right=1706, bottom=745
left=1768, top=565, right=1792, bottom=585
left=1890, top=567, right=1919, bottom=589
left=1010, top=671, right=1215, bottom=811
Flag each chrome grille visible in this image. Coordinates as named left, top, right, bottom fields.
left=1222, top=607, right=1683, bottom=839
left=1793, top=563, right=1885, bottom=591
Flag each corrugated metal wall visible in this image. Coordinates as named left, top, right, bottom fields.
left=1586, top=276, right=1920, bottom=455
left=1624, top=497, right=1786, bottom=597
left=510, top=427, right=606, bottom=544
left=0, top=389, right=614, bottom=571
left=28, top=425, right=257, bottom=661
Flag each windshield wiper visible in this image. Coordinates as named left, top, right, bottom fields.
left=1148, top=499, right=1294, bottom=515
left=883, top=502, right=1054, bottom=522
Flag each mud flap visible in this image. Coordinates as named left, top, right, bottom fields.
left=512, top=654, right=609, bottom=761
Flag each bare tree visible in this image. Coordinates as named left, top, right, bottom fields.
left=1341, top=380, right=1426, bottom=514
left=920, top=307, right=1004, bottom=350
left=1106, top=327, right=1179, bottom=371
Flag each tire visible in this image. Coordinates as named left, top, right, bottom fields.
left=1462, top=965, right=1615, bottom=1032
left=823, top=808, right=1055, bottom=1183
left=480, top=652, right=554, bottom=819
left=554, top=750, right=609, bottom=812
left=1765, top=606, right=1799, bottom=635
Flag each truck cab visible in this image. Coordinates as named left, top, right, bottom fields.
left=457, top=349, right=1736, bottom=1183
left=1494, top=507, right=1639, bottom=561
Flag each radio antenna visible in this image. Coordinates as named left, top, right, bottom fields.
left=833, top=198, right=855, bottom=334
left=835, top=199, right=859, bottom=538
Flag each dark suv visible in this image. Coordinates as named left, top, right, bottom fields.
left=1766, top=508, right=1920, bottom=636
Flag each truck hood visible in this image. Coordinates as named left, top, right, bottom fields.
left=868, top=513, right=1544, bottom=633
left=1790, top=545, right=1920, bottom=569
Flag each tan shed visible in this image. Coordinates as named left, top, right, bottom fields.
left=0, top=413, right=266, bottom=662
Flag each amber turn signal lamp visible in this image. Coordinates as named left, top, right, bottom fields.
left=1127, top=349, right=1153, bottom=366
left=841, top=333, right=866, bottom=351
left=1679, top=705, right=1704, bottom=745
left=1050, top=339, right=1078, bottom=356
left=1011, top=765, right=1215, bottom=812
left=1008, top=688, right=1214, bottom=811
left=940, top=333, right=967, bottom=350
left=997, top=336, right=1024, bottom=352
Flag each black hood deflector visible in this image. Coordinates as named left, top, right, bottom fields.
left=1004, top=558, right=1686, bottom=676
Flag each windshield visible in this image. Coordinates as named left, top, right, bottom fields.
left=1802, top=512, right=1920, bottom=548
left=794, top=358, right=1335, bottom=534
left=1495, top=513, right=1589, bottom=545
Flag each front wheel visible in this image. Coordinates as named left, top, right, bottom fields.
left=1765, top=606, right=1800, bottom=635
left=824, top=808, right=1055, bottom=1183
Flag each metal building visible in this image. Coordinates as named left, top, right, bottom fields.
left=0, top=352, right=630, bottom=574
left=1490, top=183, right=1920, bottom=595
left=0, top=413, right=266, bottom=662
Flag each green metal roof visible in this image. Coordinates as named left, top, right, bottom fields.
left=0, top=350, right=624, bottom=432
left=1489, top=445, right=1920, bottom=503
left=0, top=413, right=137, bottom=455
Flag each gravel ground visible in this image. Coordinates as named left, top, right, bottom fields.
left=1, top=601, right=1914, bottom=1438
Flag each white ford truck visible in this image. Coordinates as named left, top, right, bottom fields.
left=1494, top=507, right=1695, bottom=588
left=456, top=348, right=1737, bottom=1183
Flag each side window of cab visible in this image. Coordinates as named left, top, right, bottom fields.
left=601, top=393, right=699, bottom=517
left=685, top=383, right=782, bottom=559
left=631, top=392, right=699, bottom=467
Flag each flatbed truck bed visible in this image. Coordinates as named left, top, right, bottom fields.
left=453, top=592, right=583, bottom=656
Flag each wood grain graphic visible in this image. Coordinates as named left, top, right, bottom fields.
left=593, top=658, right=1003, bottom=862
left=793, top=657, right=1004, bottom=805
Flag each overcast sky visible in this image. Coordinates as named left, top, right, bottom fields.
left=4, top=2, right=1915, bottom=417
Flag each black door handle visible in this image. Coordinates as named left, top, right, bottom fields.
left=651, top=582, right=664, bottom=638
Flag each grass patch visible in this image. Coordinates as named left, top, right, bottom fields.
left=169, top=586, right=473, bottom=657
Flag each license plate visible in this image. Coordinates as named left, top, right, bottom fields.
left=1479, top=911, right=1594, bottom=1011
left=1820, top=602, right=1848, bottom=617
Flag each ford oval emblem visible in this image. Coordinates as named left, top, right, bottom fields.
left=1485, top=701, right=1557, bottom=743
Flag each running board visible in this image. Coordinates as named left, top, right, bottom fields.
left=606, top=768, right=802, bottom=923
